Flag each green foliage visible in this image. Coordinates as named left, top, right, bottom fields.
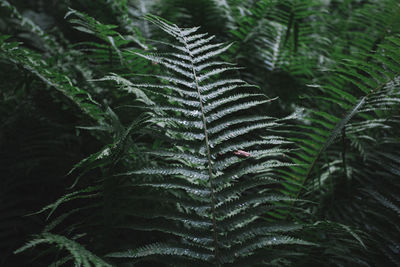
left=0, top=35, right=104, bottom=123
left=1, top=0, right=399, bottom=266
left=15, top=232, right=112, bottom=267
left=102, top=14, right=313, bottom=265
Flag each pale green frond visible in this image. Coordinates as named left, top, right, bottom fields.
left=15, top=233, right=111, bottom=267
left=187, top=35, right=216, bottom=50
left=216, top=194, right=297, bottom=218
left=195, top=61, right=237, bottom=72
left=215, top=177, right=278, bottom=201
left=197, top=67, right=242, bottom=83
left=199, top=78, right=246, bottom=92
left=214, top=161, right=293, bottom=187
left=107, top=242, right=213, bottom=262
left=191, top=42, right=225, bottom=56
left=206, top=99, right=275, bottom=123
left=134, top=52, right=194, bottom=79
left=220, top=236, right=314, bottom=263
left=126, top=167, right=209, bottom=182
left=203, top=84, right=256, bottom=101
left=214, top=138, right=291, bottom=155
left=132, top=178, right=211, bottom=197
left=126, top=83, right=199, bottom=99
left=221, top=223, right=304, bottom=246
left=194, top=43, right=234, bottom=64
left=209, top=121, right=279, bottom=147
left=144, top=150, right=207, bottom=165
left=121, top=222, right=213, bottom=246
left=153, top=117, right=204, bottom=130
left=185, top=33, right=209, bottom=43
left=146, top=74, right=195, bottom=88
left=214, top=148, right=289, bottom=172
left=208, top=116, right=273, bottom=135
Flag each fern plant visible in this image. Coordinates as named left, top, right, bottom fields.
left=101, top=15, right=313, bottom=266
left=275, top=0, right=400, bottom=215
left=4, top=1, right=400, bottom=266
left=274, top=0, right=400, bottom=263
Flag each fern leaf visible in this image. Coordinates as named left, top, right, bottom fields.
left=15, top=233, right=111, bottom=267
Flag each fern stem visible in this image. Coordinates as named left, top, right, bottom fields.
left=181, top=32, right=220, bottom=265
left=341, top=127, right=348, bottom=181
left=109, top=46, right=113, bottom=66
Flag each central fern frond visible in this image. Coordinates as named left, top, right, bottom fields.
left=107, top=15, right=311, bottom=266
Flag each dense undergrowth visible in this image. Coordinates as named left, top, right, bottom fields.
left=0, top=0, right=399, bottom=266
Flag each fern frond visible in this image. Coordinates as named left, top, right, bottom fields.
left=15, top=233, right=111, bottom=267
left=106, top=14, right=309, bottom=265
left=0, top=37, right=105, bottom=123
left=281, top=34, right=400, bottom=215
